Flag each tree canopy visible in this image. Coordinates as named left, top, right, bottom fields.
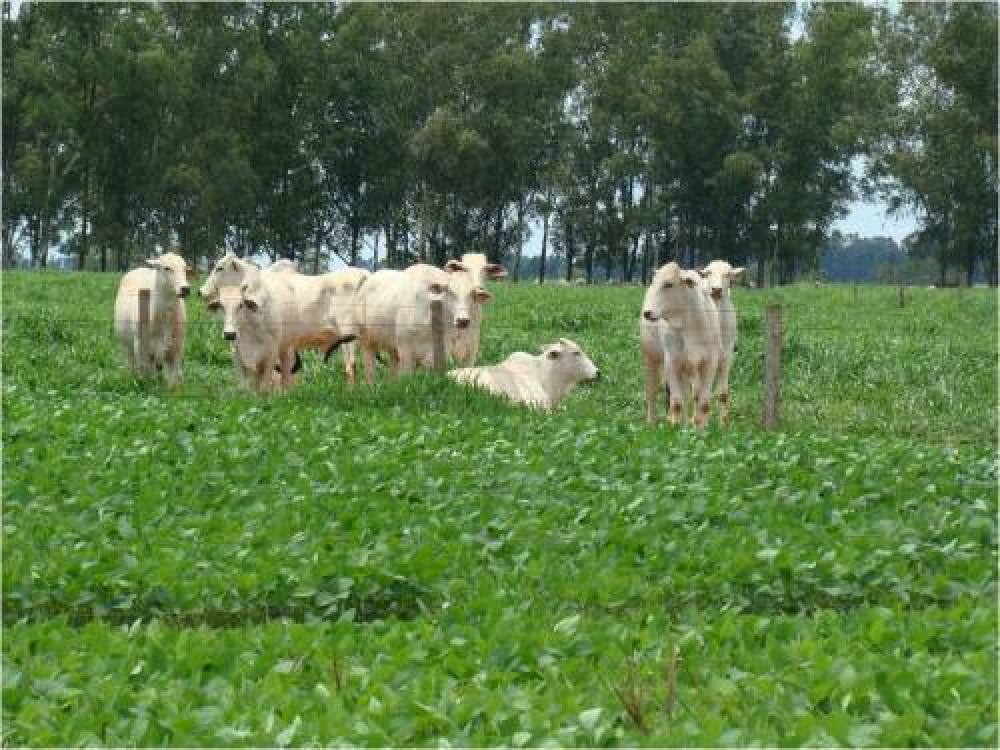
left=3, top=1, right=996, bottom=284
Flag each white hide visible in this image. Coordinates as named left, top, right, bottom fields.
left=448, top=338, right=599, bottom=411
left=405, top=262, right=493, bottom=367
left=699, top=259, right=743, bottom=425
left=354, top=268, right=460, bottom=383
left=114, top=252, right=192, bottom=387
left=640, top=262, right=721, bottom=428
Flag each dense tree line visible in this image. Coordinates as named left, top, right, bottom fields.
left=3, top=2, right=996, bottom=284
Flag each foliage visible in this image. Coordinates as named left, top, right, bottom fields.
left=7, top=3, right=992, bottom=284
left=2, top=272, right=997, bottom=745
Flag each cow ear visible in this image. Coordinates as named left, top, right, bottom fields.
left=444, top=260, right=468, bottom=273
left=473, top=287, right=492, bottom=304
left=729, top=267, right=745, bottom=278
left=428, top=282, right=447, bottom=296
left=486, top=264, right=507, bottom=279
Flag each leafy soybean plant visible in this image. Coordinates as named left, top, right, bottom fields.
left=2, top=272, right=997, bottom=746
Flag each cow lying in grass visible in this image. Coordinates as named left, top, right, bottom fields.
left=448, top=338, right=599, bottom=411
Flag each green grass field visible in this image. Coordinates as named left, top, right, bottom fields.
left=3, top=271, right=997, bottom=746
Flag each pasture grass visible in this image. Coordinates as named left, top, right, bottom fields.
left=2, top=271, right=997, bottom=746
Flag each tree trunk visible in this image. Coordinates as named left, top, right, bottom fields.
left=538, top=209, right=549, bottom=285
left=78, top=168, right=91, bottom=270
left=350, top=219, right=360, bottom=267
left=493, top=205, right=504, bottom=264
left=313, top=225, right=323, bottom=274
left=565, top=220, right=576, bottom=282
left=512, top=199, right=524, bottom=282
left=372, top=229, right=380, bottom=270
left=585, top=193, right=596, bottom=285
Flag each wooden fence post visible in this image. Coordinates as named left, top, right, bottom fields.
left=898, top=284, right=905, bottom=308
left=138, top=288, right=151, bottom=373
left=430, top=297, right=446, bottom=373
left=762, top=304, right=782, bottom=430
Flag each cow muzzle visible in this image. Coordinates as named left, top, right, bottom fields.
left=456, top=318, right=470, bottom=329
left=223, top=331, right=237, bottom=341
left=711, top=288, right=723, bottom=300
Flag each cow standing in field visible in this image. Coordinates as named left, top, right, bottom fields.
left=354, top=268, right=465, bottom=383
left=207, top=261, right=301, bottom=392
left=265, top=262, right=370, bottom=383
left=201, top=254, right=369, bottom=383
left=114, top=252, right=193, bottom=387
left=699, top=260, right=743, bottom=425
left=448, top=338, right=600, bottom=411
left=640, top=262, right=721, bottom=428
left=404, top=261, right=495, bottom=367
left=446, top=253, right=506, bottom=366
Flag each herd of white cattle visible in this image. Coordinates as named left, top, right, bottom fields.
left=113, top=251, right=742, bottom=424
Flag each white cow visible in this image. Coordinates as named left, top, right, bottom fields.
left=640, top=262, right=721, bottom=428
left=448, top=253, right=505, bottom=365
left=354, top=268, right=463, bottom=383
left=405, top=261, right=494, bottom=366
left=114, top=252, right=193, bottom=387
left=209, top=264, right=300, bottom=392
left=448, top=338, right=599, bottom=411
left=201, top=254, right=369, bottom=382
left=266, top=263, right=371, bottom=383
left=699, top=260, right=743, bottom=425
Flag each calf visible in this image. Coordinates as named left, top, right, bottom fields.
left=114, top=252, right=192, bottom=387
left=640, top=262, right=721, bottom=428
left=448, top=338, right=600, bottom=411
left=699, top=260, right=743, bottom=425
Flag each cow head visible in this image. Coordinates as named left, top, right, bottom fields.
left=541, top=338, right=600, bottom=383
left=216, top=274, right=264, bottom=341
left=441, top=264, right=493, bottom=329
left=453, top=253, right=507, bottom=287
left=146, top=252, right=192, bottom=298
left=200, top=252, right=256, bottom=301
left=699, top=260, right=744, bottom=300
left=642, top=262, right=686, bottom=321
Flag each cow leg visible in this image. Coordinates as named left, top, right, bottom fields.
left=664, top=364, right=686, bottom=426
left=124, top=336, right=139, bottom=376
left=643, top=353, right=663, bottom=425
left=164, top=345, right=183, bottom=389
left=343, top=341, right=357, bottom=385
left=279, top=349, right=297, bottom=389
left=692, top=361, right=714, bottom=429
left=392, top=349, right=407, bottom=378
left=362, top=346, right=377, bottom=385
